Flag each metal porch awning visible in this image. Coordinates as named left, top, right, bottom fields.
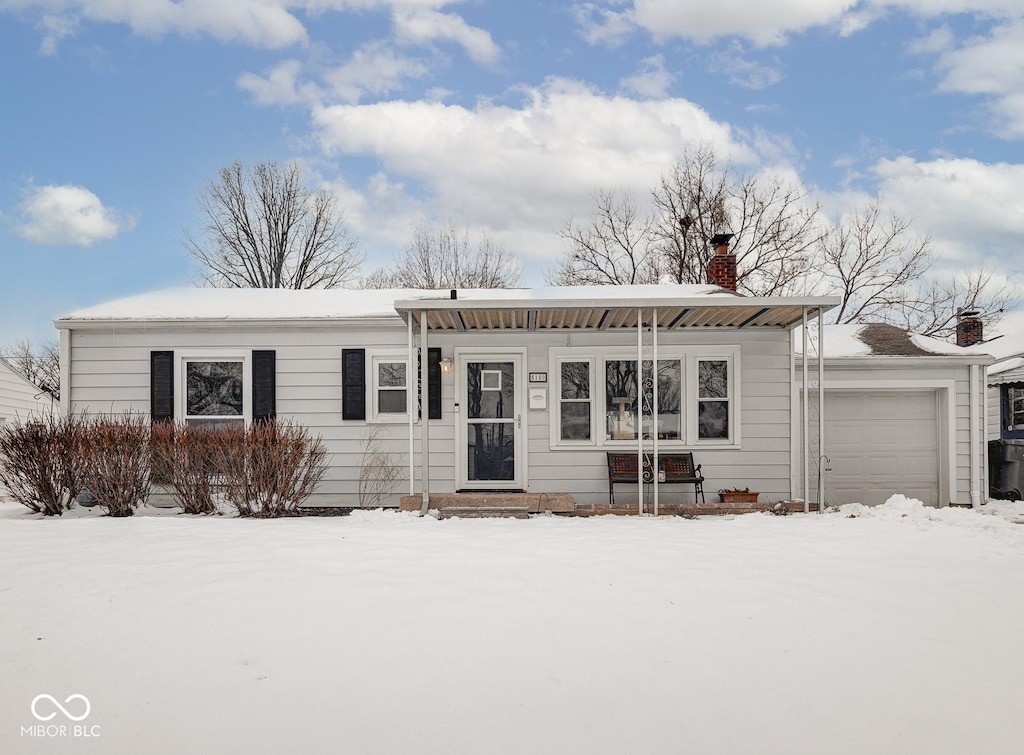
left=394, top=291, right=840, bottom=332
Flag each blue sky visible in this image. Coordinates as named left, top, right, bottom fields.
left=1, top=0, right=1023, bottom=345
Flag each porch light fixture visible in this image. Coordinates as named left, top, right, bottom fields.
left=439, top=356, right=454, bottom=375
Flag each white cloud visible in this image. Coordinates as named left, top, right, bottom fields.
left=323, top=42, right=429, bottom=103
left=619, top=55, right=674, bottom=98
left=310, top=78, right=757, bottom=266
left=1, top=0, right=309, bottom=48
left=238, top=60, right=317, bottom=106
left=705, top=43, right=783, bottom=89
left=577, top=1, right=1024, bottom=46
left=12, top=184, right=134, bottom=246
left=35, top=13, right=76, bottom=54
left=392, top=8, right=499, bottom=65
left=869, top=156, right=1024, bottom=272
left=929, top=21, right=1024, bottom=137
left=574, top=3, right=635, bottom=47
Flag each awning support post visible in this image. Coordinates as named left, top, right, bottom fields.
left=419, top=310, right=431, bottom=516
left=653, top=307, right=659, bottom=517
left=817, top=306, right=825, bottom=513
left=802, top=307, right=809, bottom=515
left=408, top=315, right=415, bottom=497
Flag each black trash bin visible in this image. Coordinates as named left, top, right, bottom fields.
left=989, top=440, right=1024, bottom=501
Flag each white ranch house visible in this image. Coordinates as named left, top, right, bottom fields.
left=55, top=280, right=993, bottom=513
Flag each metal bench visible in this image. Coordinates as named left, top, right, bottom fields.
left=606, top=451, right=705, bottom=504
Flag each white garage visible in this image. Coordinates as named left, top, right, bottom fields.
left=824, top=390, right=940, bottom=507
left=797, top=323, right=991, bottom=509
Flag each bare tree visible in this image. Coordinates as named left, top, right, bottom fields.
left=548, top=146, right=821, bottom=294
left=1, top=338, right=59, bottom=399
left=819, top=203, right=934, bottom=325
left=186, top=160, right=362, bottom=289
left=548, top=188, right=660, bottom=286
left=882, top=265, right=1014, bottom=340
left=365, top=221, right=523, bottom=288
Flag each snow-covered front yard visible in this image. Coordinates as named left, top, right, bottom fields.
left=2, top=497, right=1024, bottom=754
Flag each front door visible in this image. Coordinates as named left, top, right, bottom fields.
left=458, top=352, right=525, bottom=490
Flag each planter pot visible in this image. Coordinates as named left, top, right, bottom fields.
left=718, top=491, right=759, bottom=504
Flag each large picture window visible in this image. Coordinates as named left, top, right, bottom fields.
left=604, top=359, right=681, bottom=441
left=185, top=360, right=244, bottom=428
left=549, top=347, right=738, bottom=447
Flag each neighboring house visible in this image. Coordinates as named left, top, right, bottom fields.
left=0, top=355, right=53, bottom=425
left=962, top=310, right=1024, bottom=441
left=0, top=354, right=55, bottom=500
left=796, top=322, right=992, bottom=509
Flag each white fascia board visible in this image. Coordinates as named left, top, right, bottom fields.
left=797, top=355, right=995, bottom=368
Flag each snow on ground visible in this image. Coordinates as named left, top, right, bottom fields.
left=2, top=497, right=1024, bottom=754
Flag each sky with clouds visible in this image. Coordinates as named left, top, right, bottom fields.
left=1, top=0, right=1023, bottom=344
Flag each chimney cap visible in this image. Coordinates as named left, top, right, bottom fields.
left=958, top=308, right=980, bottom=319
left=710, top=233, right=734, bottom=247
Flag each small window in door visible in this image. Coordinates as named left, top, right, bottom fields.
left=481, top=370, right=502, bottom=391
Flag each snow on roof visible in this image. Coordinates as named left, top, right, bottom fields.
left=57, top=284, right=737, bottom=323
left=795, top=323, right=976, bottom=358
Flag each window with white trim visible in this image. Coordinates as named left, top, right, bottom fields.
left=697, top=359, right=730, bottom=440
left=549, top=347, right=739, bottom=447
left=558, top=360, right=592, bottom=441
left=604, top=358, right=682, bottom=442
left=185, top=360, right=244, bottom=428
left=371, top=356, right=410, bottom=421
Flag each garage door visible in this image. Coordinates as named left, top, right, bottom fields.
left=823, top=390, right=940, bottom=507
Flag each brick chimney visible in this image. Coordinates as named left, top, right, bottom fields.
left=956, top=309, right=983, bottom=347
left=707, top=233, right=737, bottom=291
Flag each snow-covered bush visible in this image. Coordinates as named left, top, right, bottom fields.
left=0, top=414, right=86, bottom=516
left=150, top=422, right=230, bottom=515
left=221, top=419, right=328, bottom=518
left=79, top=415, right=153, bottom=517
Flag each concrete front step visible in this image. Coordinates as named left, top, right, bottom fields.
left=400, top=492, right=575, bottom=514
left=438, top=506, right=530, bottom=520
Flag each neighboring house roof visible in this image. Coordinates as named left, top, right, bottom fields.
left=794, top=323, right=989, bottom=361
left=963, top=310, right=1024, bottom=381
left=56, top=285, right=841, bottom=332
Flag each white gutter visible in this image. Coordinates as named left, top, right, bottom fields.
left=408, top=316, right=415, bottom=498
left=802, top=308, right=809, bottom=514
left=637, top=308, right=643, bottom=514
left=970, top=363, right=981, bottom=508
left=817, top=307, right=825, bottom=513
left=653, top=307, right=660, bottom=517
left=419, top=310, right=431, bottom=517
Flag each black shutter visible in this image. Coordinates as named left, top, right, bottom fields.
left=252, top=350, right=276, bottom=424
left=150, top=351, right=174, bottom=424
left=428, top=347, right=442, bottom=420
left=342, top=348, right=366, bottom=420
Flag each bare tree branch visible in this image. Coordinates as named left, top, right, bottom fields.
left=1, top=338, right=59, bottom=399
left=547, top=188, right=659, bottom=286
left=365, top=221, right=523, bottom=289
left=185, top=161, right=363, bottom=289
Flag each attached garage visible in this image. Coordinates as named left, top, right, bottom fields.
left=797, top=323, right=991, bottom=509
left=825, top=390, right=940, bottom=506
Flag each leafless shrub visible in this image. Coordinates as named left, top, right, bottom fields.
left=150, top=422, right=226, bottom=515
left=358, top=426, right=404, bottom=507
left=0, top=414, right=85, bottom=515
left=79, top=415, right=153, bottom=517
left=222, top=419, right=328, bottom=517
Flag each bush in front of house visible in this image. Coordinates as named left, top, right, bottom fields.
left=150, top=422, right=229, bottom=515
left=221, top=419, right=328, bottom=518
left=0, top=414, right=86, bottom=516
left=79, top=415, right=153, bottom=517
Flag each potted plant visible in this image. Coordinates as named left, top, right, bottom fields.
left=718, top=486, right=759, bottom=504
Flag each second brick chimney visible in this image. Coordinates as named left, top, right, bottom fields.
left=956, top=309, right=983, bottom=347
left=707, top=233, right=737, bottom=291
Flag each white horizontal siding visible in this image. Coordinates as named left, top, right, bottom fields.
left=68, top=322, right=797, bottom=507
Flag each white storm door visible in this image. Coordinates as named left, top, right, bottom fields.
left=458, top=352, right=525, bottom=490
